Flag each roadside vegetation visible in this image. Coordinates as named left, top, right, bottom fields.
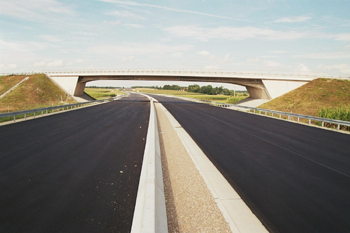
left=0, top=74, right=76, bottom=113
left=135, top=86, right=248, bottom=104
left=318, top=105, right=350, bottom=122
left=85, top=87, right=125, bottom=100
left=259, top=78, right=350, bottom=120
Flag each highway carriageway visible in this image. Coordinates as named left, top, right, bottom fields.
left=150, top=94, right=350, bottom=233
left=1, top=93, right=350, bottom=232
left=0, top=94, right=149, bottom=232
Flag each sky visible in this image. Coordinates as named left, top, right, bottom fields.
left=1, top=0, right=350, bottom=88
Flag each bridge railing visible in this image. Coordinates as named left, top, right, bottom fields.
left=0, top=97, right=120, bottom=124
left=2, top=70, right=349, bottom=80
left=177, top=96, right=350, bottom=132
left=41, top=69, right=349, bottom=80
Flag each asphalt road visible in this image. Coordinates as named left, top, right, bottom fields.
left=151, top=95, right=350, bottom=233
left=0, top=94, right=150, bottom=233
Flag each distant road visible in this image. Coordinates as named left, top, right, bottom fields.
left=0, top=94, right=149, bottom=233
left=152, top=95, right=350, bottom=233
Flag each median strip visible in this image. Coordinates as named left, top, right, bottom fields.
left=131, top=97, right=168, bottom=233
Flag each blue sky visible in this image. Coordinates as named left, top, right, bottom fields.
left=1, top=0, right=350, bottom=87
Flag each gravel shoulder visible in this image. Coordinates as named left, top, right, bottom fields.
left=155, top=102, right=231, bottom=232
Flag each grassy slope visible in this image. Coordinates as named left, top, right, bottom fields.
left=0, top=74, right=76, bottom=113
left=135, top=88, right=247, bottom=103
left=85, top=88, right=125, bottom=100
left=0, top=75, right=27, bottom=95
left=259, top=78, right=350, bottom=116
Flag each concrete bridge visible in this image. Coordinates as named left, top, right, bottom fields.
left=46, top=70, right=316, bottom=101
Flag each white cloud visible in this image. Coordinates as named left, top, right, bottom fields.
left=87, top=43, right=193, bottom=56
left=0, top=64, right=18, bottom=70
left=264, top=60, right=280, bottom=67
left=270, top=50, right=287, bottom=54
left=246, top=57, right=261, bottom=63
left=0, top=0, right=74, bottom=21
left=122, top=56, right=134, bottom=61
left=34, top=61, right=46, bottom=67
left=107, top=10, right=145, bottom=20
left=164, top=26, right=309, bottom=41
left=224, top=54, right=231, bottom=61
left=100, top=0, right=239, bottom=20
left=171, top=52, right=184, bottom=58
left=124, top=23, right=145, bottom=28
left=204, top=65, right=220, bottom=70
left=103, top=20, right=122, bottom=25
left=76, top=59, right=84, bottom=63
left=39, top=35, right=61, bottom=43
left=295, top=64, right=310, bottom=72
left=294, top=52, right=350, bottom=59
left=275, top=16, right=312, bottom=23
left=197, top=50, right=210, bottom=56
left=47, top=60, right=64, bottom=67
left=164, top=25, right=350, bottom=42
left=319, top=64, right=350, bottom=75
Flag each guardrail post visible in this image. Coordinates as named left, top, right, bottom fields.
left=338, top=124, right=340, bottom=130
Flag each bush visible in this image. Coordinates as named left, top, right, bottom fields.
left=226, top=96, right=246, bottom=104
left=317, top=105, right=350, bottom=122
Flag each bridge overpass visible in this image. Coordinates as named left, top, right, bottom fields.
left=46, top=70, right=315, bottom=101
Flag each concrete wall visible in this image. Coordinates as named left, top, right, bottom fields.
left=50, top=76, right=79, bottom=96
left=262, top=80, right=308, bottom=99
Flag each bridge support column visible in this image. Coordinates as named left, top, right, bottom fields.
left=74, top=81, right=86, bottom=96
left=246, top=86, right=271, bottom=100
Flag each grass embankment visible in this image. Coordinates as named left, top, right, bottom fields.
left=135, top=88, right=248, bottom=103
left=85, top=88, right=125, bottom=100
left=0, top=74, right=76, bottom=113
left=259, top=78, right=350, bottom=120
left=0, top=75, right=28, bottom=96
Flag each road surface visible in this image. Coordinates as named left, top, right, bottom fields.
left=152, top=95, right=350, bottom=233
left=0, top=94, right=149, bottom=233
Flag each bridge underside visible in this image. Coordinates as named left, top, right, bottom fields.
left=49, top=74, right=309, bottom=101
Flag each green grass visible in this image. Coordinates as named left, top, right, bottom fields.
left=135, top=88, right=248, bottom=104
left=318, top=105, right=350, bottom=122
left=259, top=78, right=350, bottom=117
left=0, top=74, right=76, bottom=113
left=85, top=88, right=125, bottom=100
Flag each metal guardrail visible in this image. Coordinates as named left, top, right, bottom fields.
left=0, top=97, right=120, bottom=123
left=170, top=95, right=350, bottom=131
left=209, top=101, right=350, bottom=131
